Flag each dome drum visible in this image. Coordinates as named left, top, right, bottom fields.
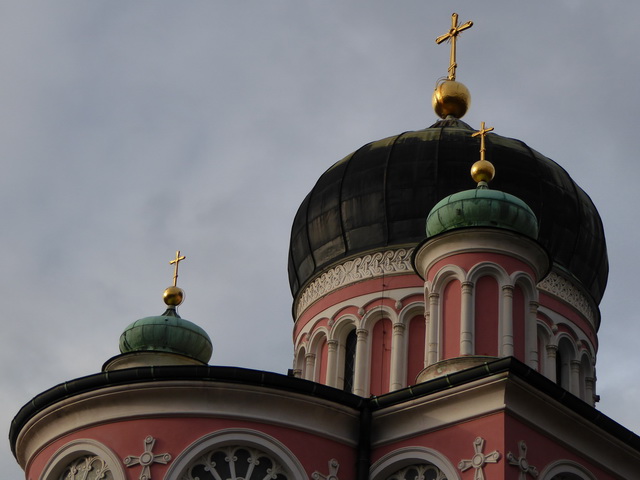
left=289, top=119, right=607, bottom=306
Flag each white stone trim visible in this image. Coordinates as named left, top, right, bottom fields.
left=537, top=271, right=595, bottom=326
left=15, top=381, right=360, bottom=467
left=295, top=248, right=415, bottom=317
left=369, top=446, right=460, bottom=480
left=39, top=438, right=126, bottom=480
left=164, top=428, right=308, bottom=479
left=538, top=459, right=596, bottom=480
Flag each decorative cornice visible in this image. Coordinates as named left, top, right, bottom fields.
left=295, top=248, right=415, bottom=318
left=537, top=271, right=595, bottom=325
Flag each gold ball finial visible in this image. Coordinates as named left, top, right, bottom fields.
left=471, top=160, right=495, bottom=184
left=432, top=80, right=471, bottom=119
left=163, top=285, right=185, bottom=306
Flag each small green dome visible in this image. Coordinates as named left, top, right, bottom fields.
left=119, top=308, right=212, bottom=364
left=426, top=187, right=538, bottom=239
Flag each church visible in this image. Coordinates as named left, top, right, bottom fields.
left=9, top=13, right=640, bottom=480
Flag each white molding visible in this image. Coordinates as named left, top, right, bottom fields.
left=295, top=248, right=415, bottom=317
left=369, top=446, right=460, bottom=480
left=39, top=438, right=126, bottom=480
left=538, top=459, right=596, bottom=480
left=15, top=381, right=360, bottom=468
left=537, top=271, right=595, bottom=327
left=164, top=428, right=308, bottom=480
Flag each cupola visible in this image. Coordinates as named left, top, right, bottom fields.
left=103, top=251, right=212, bottom=371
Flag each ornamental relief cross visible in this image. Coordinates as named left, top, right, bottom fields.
left=123, top=436, right=172, bottom=480
left=458, top=437, right=500, bottom=480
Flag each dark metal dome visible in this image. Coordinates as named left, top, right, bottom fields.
left=288, top=118, right=608, bottom=305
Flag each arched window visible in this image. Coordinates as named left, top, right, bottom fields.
left=180, top=445, right=289, bottom=480
left=539, top=459, right=596, bottom=480
left=166, top=429, right=307, bottom=480
left=386, top=463, right=447, bottom=480
left=343, top=329, right=357, bottom=393
left=556, top=337, right=575, bottom=392
left=370, top=446, right=458, bottom=480
left=58, top=456, right=113, bottom=480
left=40, top=440, right=125, bottom=480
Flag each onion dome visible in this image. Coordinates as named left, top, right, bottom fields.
left=427, top=188, right=538, bottom=239
left=118, top=252, right=213, bottom=364
left=119, top=307, right=213, bottom=364
left=288, top=118, right=608, bottom=305
left=426, top=121, right=538, bottom=240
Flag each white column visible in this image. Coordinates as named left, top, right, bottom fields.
left=389, top=323, right=406, bottom=391
left=585, top=376, right=595, bottom=406
left=545, top=344, right=558, bottom=382
left=501, top=285, right=514, bottom=357
left=570, top=360, right=581, bottom=396
left=527, top=301, right=540, bottom=369
left=427, top=293, right=440, bottom=365
left=353, top=328, right=369, bottom=396
left=325, top=340, right=338, bottom=387
left=460, top=282, right=474, bottom=356
left=423, top=312, right=430, bottom=369
left=304, top=353, right=316, bottom=381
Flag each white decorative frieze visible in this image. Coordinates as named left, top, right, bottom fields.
left=537, top=272, right=595, bottom=325
left=458, top=437, right=500, bottom=480
left=296, top=248, right=415, bottom=317
left=312, top=458, right=340, bottom=480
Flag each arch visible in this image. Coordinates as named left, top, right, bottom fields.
left=430, top=265, right=466, bottom=295
left=397, top=301, right=425, bottom=327
left=539, top=460, right=596, bottom=480
left=308, top=327, right=329, bottom=382
left=579, top=349, right=595, bottom=404
left=556, top=335, right=578, bottom=392
left=40, top=439, right=126, bottom=480
left=165, top=428, right=307, bottom=480
left=511, top=271, right=538, bottom=300
left=294, top=345, right=306, bottom=378
left=329, top=314, right=359, bottom=341
left=467, top=261, right=510, bottom=286
left=370, top=446, right=459, bottom=480
left=330, top=314, right=359, bottom=391
left=361, top=304, right=397, bottom=331
left=537, top=322, right=553, bottom=377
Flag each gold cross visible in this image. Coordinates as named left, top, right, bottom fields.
left=472, top=121, right=494, bottom=161
left=435, top=13, right=473, bottom=81
left=169, top=250, right=186, bottom=287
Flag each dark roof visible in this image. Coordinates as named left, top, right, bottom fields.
left=10, top=358, right=639, bottom=459
left=288, top=119, right=608, bottom=305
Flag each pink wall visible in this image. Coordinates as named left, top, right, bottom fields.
left=370, top=318, right=392, bottom=395
left=442, top=280, right=461, bottom=359
left=28, top=417, right=357, bottom=480
left=406, top=315, right=426, bottom=386
left=475, top=276, right=499, bottom=356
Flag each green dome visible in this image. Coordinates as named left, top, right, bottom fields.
left=119, top=309, right=212, bottom=364
left=426, top=187, right=538, bottom=239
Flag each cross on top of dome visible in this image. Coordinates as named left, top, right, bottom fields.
left=435, top=12, right=473, bottom=81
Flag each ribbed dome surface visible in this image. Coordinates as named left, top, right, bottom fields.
left=119, top=310, right=213, bottom=364
left=288, top=118, right=608, bottom=304
left=426, top=188, right=539, bottom=239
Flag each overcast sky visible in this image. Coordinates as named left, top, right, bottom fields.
left=2, top=2, right=640, bottom=477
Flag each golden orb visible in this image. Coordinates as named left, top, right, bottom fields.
left=471, top=160, right=495, bottom=184
left=432, top=80, right=471, bottom=119
left=163, top=286, right=185, bottom=306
